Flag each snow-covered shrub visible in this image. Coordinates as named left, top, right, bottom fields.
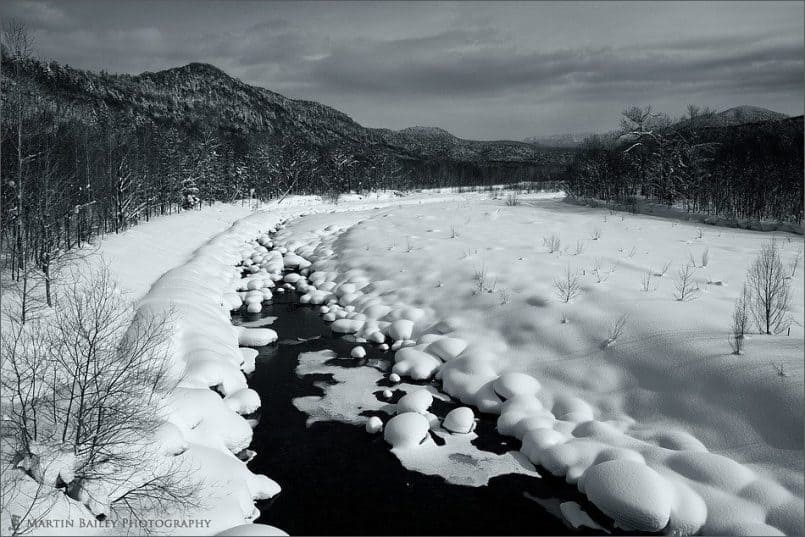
left=0, top=264, right=198, bottom=524
left=504, top=192, right=520, bottom=206
left=747, top=240, right=791, bottom=334
left=554, top=265, right=582, bottom=303
left=590, top=227, right=602, bottom=240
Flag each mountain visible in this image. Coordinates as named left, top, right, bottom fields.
left=524, top=132, right=599, bottom=148
left=2, top=57, right=574, bottom=173
left=715, top=105, right=789, bottom=126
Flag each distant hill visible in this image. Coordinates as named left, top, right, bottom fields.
left=524, top=132, right=599, bottom=148
left=715, top=105, right=789, bottom=126
left=527, top=106, right=791, bottom=149
left=2, top=57, right=574, bottom=174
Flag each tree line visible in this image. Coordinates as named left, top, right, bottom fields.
left=0, top=24, right=415, bottom=308
left=564, top=105, right=804, bottom=224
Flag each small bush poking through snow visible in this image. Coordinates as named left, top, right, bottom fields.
left=772, top=362, right=788, bottom=377
left=652, top=260, right=672, bottom=278
left=554, top=265, right=582, bottom=303
left=473, top=264, right=496, bottom=295
left=543, top=233, right=561, bottom=254
left=590, top=227, right=602, bottom=240
left=603, top=314, right=629, bottom=348
left=504, top=192, right=520, bottom=206
left=729, top=285, right=750, bottom=355
left=640, top=271, right=656, bottom=292
left=591, top=257, right=615, bottom=283
left=574, top=240, right=585, bottom=255
left=673, top=263, right=700, bottom=301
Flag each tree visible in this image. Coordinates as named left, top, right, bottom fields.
left=1, top=264, right=198, bottom=526
left=747, top=240, right=791, bottom=334
left=729, top=284, right=750, bottom=354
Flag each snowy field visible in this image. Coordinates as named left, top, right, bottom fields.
left=261, top=194, right=803, bottom=535
left=3, top=190, right=803, bottom=536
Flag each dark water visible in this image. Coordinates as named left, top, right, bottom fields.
left=233, top=292, right=616, bottom=536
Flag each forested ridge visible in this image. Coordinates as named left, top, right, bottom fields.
left=564, top=106, right=803, bottom=225
left=2, top=38, right=801, bottom=316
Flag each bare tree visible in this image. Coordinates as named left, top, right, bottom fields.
left=2, top=20, right=36, bottom=319
left=1, top=264, right=198, bottom=527
left=747, top=240, right=791, bottom=334
left=673, top=263, right=700, bottom=301
left=729, top=284, right=750, bottom=354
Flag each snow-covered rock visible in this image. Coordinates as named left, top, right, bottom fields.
left=237, top=327, right=278, bottom=347
left=392, top=347, right=442, bottom=380
left=365, top=416, right=383, bottom=434
left=443, top=407, right=476, bottom=434
left=396, top=389, right=433, bottom=414
left=388, top=319, right=414, bottom=341
left=579, top=460, right=672, bottom=532
left=493, top=372, right=542, bottom=399
left=426, top=337, right=468, bottom=362
left=384, top=412, right=431, bottom=449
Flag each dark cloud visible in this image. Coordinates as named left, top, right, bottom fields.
left=1, top=1, right=802, bottom=139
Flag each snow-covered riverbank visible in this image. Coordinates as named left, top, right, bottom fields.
left=255, top=195, right=803, bottom=535
left=4, top=189, right=802, bottom=536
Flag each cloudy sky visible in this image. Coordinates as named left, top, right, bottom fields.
left=3, top=1, right=803, bottom=140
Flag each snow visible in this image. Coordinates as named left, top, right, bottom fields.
left=266, top=194, right=803, bottom=535
left=442, top=407, right=476, bottom=434
left=395, top=389, right=433, bottom=414
left=5, top=189, right=801, bottom=535
left=392, top=347, right=442, bottom=380
left=578, top=460, right=673, bottom=532
left=216, top=524, right=288, bottom=536
left=237, top=327, right=278, bottom=347
left=559, top=501, right=606, bottom=531
left=365, top=416, right=384, bottom=434
left=383, top=412, right=431, bottom=449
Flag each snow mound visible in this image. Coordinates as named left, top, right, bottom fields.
left=366, top=416, right=384, bottom=434
left=216, top=524, right=289, bottom=536
left=443, top=407, right=476, bottom=434
left=388, top=319, right=415, bottom=341
left=392, top=347, right=442, bottom=380
left=384, top=412, right=431, bottom=449
left=237, top=327, right=278, bottom=347
left=425, top=337, right=468, bottom=361
left=224, top=388, right=261, bottom=414
left=493, top=372, right=542, bottom=399
left=579, top=460, right=672, bottom=532
left=396, top=389, right=433, bottom=414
